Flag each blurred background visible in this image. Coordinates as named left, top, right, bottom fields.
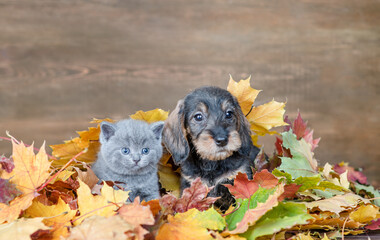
left=0, top=0, right=379, bottom=186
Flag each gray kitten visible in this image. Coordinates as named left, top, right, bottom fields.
left=92, top=119, right=164, bottom=201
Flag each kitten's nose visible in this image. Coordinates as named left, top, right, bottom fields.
left=133, top=159, right=140, bottom=164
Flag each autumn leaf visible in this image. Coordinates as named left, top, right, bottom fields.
left=366, top=219, right=380, bottom=230
left=118, top=197, right=155, bottom=240
left=130, top=108, right=169, bottom=123
left=303, top=193, right=370, bottom=215
left=74, top=165, right=99, bottom=190
left=158, top=153, right=181, bottom=198
left=334, top=162, right=367, bottom=184
left=224, top=172, right=259, bottom=199
left=74, top=179, right=129, bottom=225
left=66, top=215, right=134, bottom=240
left=50, top=118, right=114, bottom=167
left=0, top=140, right=51, bottom=223
left=277, top=130, right=318, bottom=178
left=160, top=178, right=219, bottom=214
left=0, top=217, right=49, bottom=240
left=0, top=178, right=22, bottom=205
left=247, top=99, right=287, bottom=135
left=354, top=183, right=380, bottom=207
left=228, top=184, right=284, bottom=234
left=157, top=208, right=225, bottom=240
left=227, top=76, right=261, bottom=116
left=241, top=202, right=312, bottom=240
left=0, top=155, right=14, bottom=173
left=25, top=197, right=76, bottom=239
left=349, top=204, right=379, bottom=223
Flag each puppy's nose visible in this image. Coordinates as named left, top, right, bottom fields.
left=215, top=136, right=228, bottom=147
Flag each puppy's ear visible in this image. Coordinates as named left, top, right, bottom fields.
left=100, top=121, right=116, bottom=144
left=235, top=101, right=253, bottom=156
left=162, top=99, right=189, bottom=164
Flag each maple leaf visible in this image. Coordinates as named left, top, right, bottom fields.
left=228, top=184, right=285, bottom=234
left=0, top=178, right=21, bottom=204
left=224, top=172, right=259, bottom=199
left=366, top=219, right=380, bottom=230
left=333, top=162, right=367, bottom=184
left=24, top=197, right=76, bottom=239
left=0, top=140, right=51, bottom=223
left=141, top=199, right=161, bottom=217
left=283, top=112, right=320, bottom=152
left=157, top=153, right=181, bottom=198
left=241, top=202, right=312, bottom=240
left=247, top=99, right=287, bottom=135
left=160, top=178, right=219, bottom=214
left=354, top=183, right=380, bottom=207
left=156, top=208, right=225, bottom=240
left=227, top=76, right=261, bottom=116
left=277, top=130, right=318, bottom=179
left=36, top=179, right=79, bottom=210
left=349, top=204, right=379, bottom=224
left=50, top=118, right=114, bottom=167
left=74, top=179, right=129, bottom=225
left=66, top=215, right=134, bottom=240
left=0, top=155, right=14, bottom=173
left=74, top=165, right=99, bottom=190
left=118, top=197, right=155, bottom=240
left=303, top=193, right=370, bottom=215
left=0, top=217, right=49, bottom=240
left=130, top=108, right=169, bottom=123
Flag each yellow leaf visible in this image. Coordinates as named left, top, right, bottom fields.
left=350, top=204, right=379, bottom=223
left=295, top=232, right=314, bottom=240
left=227, top=76, right=261, bottom=116
left=158, top=160, right=181, bottom=198
left=25, top=197, right=76, bottom=227
left=50, top=118, right=114, bottom=168
left=130, top=108, right=169, bottom=123
left=74, top=179, right=128, bottom=225
left=0, top=217, right=49, bottom=240
left=67, top=215, right=134, bottom=240
left=247, top=99, right=287, bottom=134
left=0, top=141, right=51, bottom=223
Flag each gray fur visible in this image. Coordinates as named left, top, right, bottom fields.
left=92, top=119, right=164, bottom=201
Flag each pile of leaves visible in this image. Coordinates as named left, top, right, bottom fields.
left=0, top=77, right=379, bottom=240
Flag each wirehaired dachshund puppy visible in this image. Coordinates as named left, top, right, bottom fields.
left=163, top=86, right=260, bottom=209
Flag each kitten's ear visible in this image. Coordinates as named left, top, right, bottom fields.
left=162, top=99, right=189, bottom=165
left=100, top=121, right=116, bottom=143
left=150, top=121, right=165, bottom=140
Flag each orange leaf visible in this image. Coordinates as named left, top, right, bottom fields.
left=130, top=108, right=169, bottom=123
left=0, top=140, right=51, bottom=223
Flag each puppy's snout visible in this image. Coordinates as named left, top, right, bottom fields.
left=215, top=136, right=228, bottom=147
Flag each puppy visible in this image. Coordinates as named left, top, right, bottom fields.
left=163, top=86, right=260, bottom=209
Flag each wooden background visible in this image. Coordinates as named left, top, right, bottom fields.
left=0, top=0, right=379, bottom=186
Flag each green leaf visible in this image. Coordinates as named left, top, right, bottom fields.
left=277, top=131, right=318, bottom=179
left=272, top=169, right=292, bottom=183
left=226, top=187, right=275, bottom=231
left=241, top=202, right=312, bottom=240
left=355, top=183, right=380, bottom=207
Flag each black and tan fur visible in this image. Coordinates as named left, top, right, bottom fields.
left=163, top=86, right=260, bottom=209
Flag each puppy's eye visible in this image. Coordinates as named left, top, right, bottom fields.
left=225, top=111, right=234, bottom=119
left=141, top=148, right=150, bottom=155
left=194, top=113, right=204, bottom=122
left=121, top=147, right=130, bottom=155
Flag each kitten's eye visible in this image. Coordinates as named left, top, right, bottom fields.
left=121, top=147, right=130, bottom=155
left=194, top=113, right=203, bottom=122
left=225, top=110, right=233, bottom=119
left=141, top=148, right=150, bottom=155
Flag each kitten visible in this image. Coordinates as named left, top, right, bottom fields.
left=92, top=119, right=164, bottom=201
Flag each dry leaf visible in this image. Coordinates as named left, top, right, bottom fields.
left=0, top=141, right=51, bottom=223
left=130, top=108, right=169, bottom=123
left=0, top=217, right=49, bottom=240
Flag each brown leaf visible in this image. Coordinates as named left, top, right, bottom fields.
left=75, top=165, right=99, bottom=190
left=160, top=178, right=219, bottom=213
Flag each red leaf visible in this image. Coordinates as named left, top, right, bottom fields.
left=253, top=169, right=278, bottom=189
left=293, top=112, right=308, bottom=139
left=278, top=183, right=301, bottom=201
left=0, top=178, right=22, bottom=204
left=224, top=172, right=259, bottom=199
left=36, top=180, right=79, bottom=210
left=160, top=178, right=219, bottom=213
left=333, top=163, right=368, bottom=184
left=0, top=155, right=14, bottom=173
left=366, top=219, right=380, bottom=230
